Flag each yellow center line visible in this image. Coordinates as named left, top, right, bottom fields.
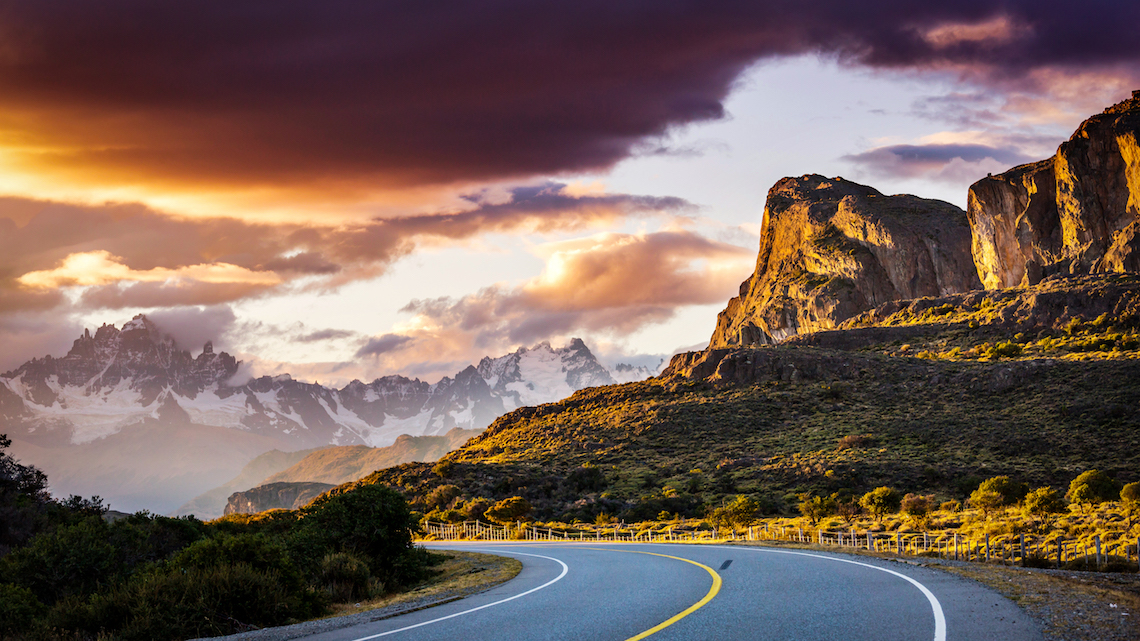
left=580, top=547, right=722, bottom=641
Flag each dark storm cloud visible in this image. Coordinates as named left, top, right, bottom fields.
left=0, top=1, right=1136, bottom=192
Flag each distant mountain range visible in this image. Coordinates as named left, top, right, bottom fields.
left=0, top=315, right=655, bottom=512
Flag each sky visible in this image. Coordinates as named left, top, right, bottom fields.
left=1, top=1, right=1138, bottom=385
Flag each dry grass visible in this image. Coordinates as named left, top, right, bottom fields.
left=324, top=551, right=521, bottom=618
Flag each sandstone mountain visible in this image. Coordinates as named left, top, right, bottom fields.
left=709, top=175, right=980, bottom=348
left=968, top=91, right=1140, bottom=288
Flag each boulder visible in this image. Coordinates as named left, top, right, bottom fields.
left=968, top=92, right=1140, bottom=288
left=709, top=175, right=980, bottom=347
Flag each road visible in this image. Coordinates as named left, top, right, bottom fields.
left=298, top=542, right=1043, bottom=641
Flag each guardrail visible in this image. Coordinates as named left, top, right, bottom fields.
left=419, top=520, right=1140, bottom=571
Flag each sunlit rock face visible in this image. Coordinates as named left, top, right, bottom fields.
left=709, top=175, right=980, bottom=347
left=968, top=92, right=1140, bottom=288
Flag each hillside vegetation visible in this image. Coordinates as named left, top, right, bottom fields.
left=355, top=275, right=1140, bottom=524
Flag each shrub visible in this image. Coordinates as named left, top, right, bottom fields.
left=294, top=483, right=422, bottom=587
left=1121, top=482, right=1140, bottom=527
left=567, top=463, right=607, bottom=492
left=49, top=563, right=321, bottom=641
left=1065, top=470, right=1120, bottom=510
left=484, top=497, right=533, bottom=525
left=2, top=516, right=119, bottom=604
left=0, top=583, right=44, bottom=635
left=859, top=487, right=901, bottom=522
left=975, top=476, right=1028, bottom=506
left=795, top=494, right=835, bottom=526
left=425, top=484, right=462, bottom=511
left=710, top=495, right=760, bottom=529
left=901, top=494, right=934, bottom=529
left=317, top=552, right=373, bottom=603
left=836, top=434, right=873, bottom=450
left=431, top=460, right=454, bottom=479
left=463, top=497, right=493, bottom=521
left=968, top=488, right=1004, bottom=519
left=1022, top=487, right=1066, bottom=529
left=939, top=500, right=961, bottom=513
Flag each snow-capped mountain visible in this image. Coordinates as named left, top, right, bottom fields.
left=0, top=315, right=654, bottom=512
left=1, top=315, right=649, bottom=450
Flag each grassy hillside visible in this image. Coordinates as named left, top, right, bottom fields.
left=352, top=275, right=1140, bottom=523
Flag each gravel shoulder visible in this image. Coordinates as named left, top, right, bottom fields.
left=192, top=550, right=522, bottom=641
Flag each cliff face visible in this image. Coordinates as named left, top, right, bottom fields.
left=709, top=175, right=980, bottom=347
left=968, top=93, right=1140, bottom=288
left=223, top=481, right=335, bottom=515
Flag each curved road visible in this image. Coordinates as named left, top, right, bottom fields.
left=298, top=542, right=1042, bottom=641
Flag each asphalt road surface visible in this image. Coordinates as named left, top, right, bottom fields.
left=297, top=542, right=1042, bottom=641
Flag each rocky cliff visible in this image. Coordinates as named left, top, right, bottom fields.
left=709, top=175, right=980, bottom=347
left=223, top=481, right=335, bottom=515
left=968, top=91, right=1140, bottom=288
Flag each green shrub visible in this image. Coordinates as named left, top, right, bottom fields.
left=859, top=487, right=901, bottom=522
left=2, top=516, right=119, bottom=604
left=976, top=476, right=1028, bottom=506
left=0, top=583, right=45, bottom=635
left=1065, top=469, right=1120, bottom=509
left=795, top=494, right=834, bottom=526
left=294, top=483, right=422, bottom=587
left=484, top=496, right=533, bottom=525
left=316, top=552, right=373, bottom=603
left=48, top=563, right=321, bottom=641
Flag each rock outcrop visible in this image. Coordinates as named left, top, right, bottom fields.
left=709, top=175, right=980, bottom=347
left=223, top=481, right=335, bottom=515
left=968, top=91, right=1140, bottom=288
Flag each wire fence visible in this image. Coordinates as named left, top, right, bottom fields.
left=418, top=520, right=1140, bottom=572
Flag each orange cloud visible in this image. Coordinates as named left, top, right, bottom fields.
left=17, top=250, right=281, bottom=289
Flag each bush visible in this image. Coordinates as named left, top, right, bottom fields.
left=940, top=500, right=962, bottom=513
left=1022, top=487, right=1066, bottom=527
left=425, top=484, right=462, bottom=511
left=976, top=476, right=1028, bottom=506
left=567, top=463, right=607, bottom=492
left=901, top=494, right=933, bottom=529
left=49, top=563, right=321, bottom=641
left=1122, top=482, right=1140, bottom=527
left=2, top=516, right=119, bottom=604
left=710, top=495, right=760, bottom=529
left=484, top=497, right=533, bottom=525
left=1065, top=469, right=1120, bottom=510
left=968, top=488, right=1004, bottom=519
left=795, top=494, right=835, bottom=526
left=294, top=483, right=422, bottom=587
left=463, top=497, right=493, bottom=521
left=859, top=487, right=901, bottom=522
left=836, top=434, right=873, bottom=450
left=0, top=583, right=45, bottom=635
left=317, top=552, right=374, bottom=603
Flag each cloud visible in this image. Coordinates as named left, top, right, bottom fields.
left=842, top=142, right=1036, bottom=182
left=0, top=2, right=1136, bottom=204
left=355, top=334, right=413, bottom=358
left=17, top=250, right=281, bottom=289
left=0, top=184, right=690, bottom=313
left=295, top=328, right=357, bottom=343
left=146, top=305, right=239, bottom=354
left=393, top=229, right=754, bottom=353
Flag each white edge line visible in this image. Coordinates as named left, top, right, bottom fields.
left=705, top=544, right=946, bottom=641
left=349, top=549, right=569, bottom=641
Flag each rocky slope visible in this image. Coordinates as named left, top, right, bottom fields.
left=177, top=428, right=478, bottom=518
left=223, top=481, right=335, bottom=515
left=968, top=91, right=1140, bottom=288
left=709, top=175, right=979, bottom=348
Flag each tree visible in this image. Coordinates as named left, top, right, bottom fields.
left=710, top=495, right=760, bottom=529
left=463, top=497, right=493, bottom=521
left=426, top=484, right=462, bottom=511
left=859, top=487, right=901, bottom=522
left=901, top=494, right=933, bottom=529
left=483, top=497, right=532, bottom=524
left=975, top=476, right=1028, bottom=506
left=834, top=494, right=862, bottom=526
left=296, top=483, right=420, bottom=585
left=1065, top=469, right=1119, bottom=511
left=1022, top=487, right=1066, bottom=529
left=796, top=494, right=835, bottom=526
left=1121, top=482, right=1140, bottom=528
left=968, top=488, right=1004, bottom=519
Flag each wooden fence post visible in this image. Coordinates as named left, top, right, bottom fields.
left=1020, top=533, right=1026, bottom=566
left=1095, top=535, right=1102, bottom=570
left=984, top=534, right=990, bottom=563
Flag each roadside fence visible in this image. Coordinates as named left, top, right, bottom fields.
left=419, top=520, right=1140, bottom=572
